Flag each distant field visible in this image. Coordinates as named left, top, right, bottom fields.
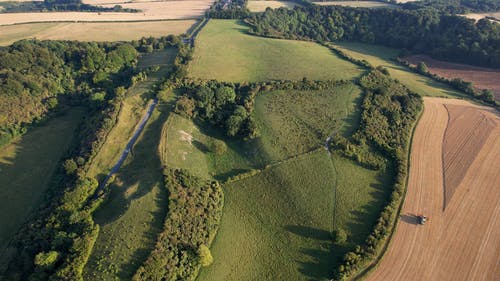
left=0, top=0, right=211, bottom=25
left=0, top=108, right=84, bottom=250
left=0, top=20, right=195, bottom=46
left=331, top=42, right=465, bottom=98
left=247, top=0, right=299, bottom=12
left=404, top=54, right=500, bottom=100
left=189, top=20, right=364, bottom=82
left=462, top=12, right=500, bottom=22
left=314, top=1, right=395, bottom=8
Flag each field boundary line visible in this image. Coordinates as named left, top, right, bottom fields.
left=0, top=18, right=200, bottom=27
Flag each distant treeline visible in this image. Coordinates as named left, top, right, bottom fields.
left=401, top=0, right=500, bottom=14
left=0, top=36, right=185, bottom=281
left=247, top=6, right=500, bottom=68
left=0, top=0, right=138, bottom=13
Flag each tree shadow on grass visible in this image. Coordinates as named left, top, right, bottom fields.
left=285, top=225, right=335, bottom=281
left=87, top=105, right=171, bottom=280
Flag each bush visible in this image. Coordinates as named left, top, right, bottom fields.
left=209, top=139, right=227, bottom=155
left=335, top=229, right=348, bottom=245
left=198, top=245, right=214, bottom=267
left=34, top=251, right=60, bottom=270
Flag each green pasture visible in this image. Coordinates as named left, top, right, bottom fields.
left=189, top=20, right=364, bottom=82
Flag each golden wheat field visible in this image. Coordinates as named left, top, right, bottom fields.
left=366, top=98, right=499, bottom=281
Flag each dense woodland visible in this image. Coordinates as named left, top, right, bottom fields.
left=247, top=5, right=500, bottom=68
left=401, top=0, right=500, bottom=13
left=133, top=169, right=223, bottom=281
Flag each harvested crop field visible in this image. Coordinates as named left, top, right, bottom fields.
left=366, top=97, right=499, bottom=281
left=0, top=0, right=212, bottom=25
left=247, top=0, right=299, bottom=12
left=313, top=1, right=395, bottom=8
left=462, top=12, right=500, bottom=23
left=0, top=20, right=195, bottom=46
left=405, top=55, right=500, bottom=100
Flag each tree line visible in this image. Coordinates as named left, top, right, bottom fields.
left=329, top=70, right=423, bottom=280
left=247, top=5, right=500, bottom=68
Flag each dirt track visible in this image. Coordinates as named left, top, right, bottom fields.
left=366, top=98, right=500, bottom=281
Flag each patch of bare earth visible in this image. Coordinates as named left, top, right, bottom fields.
left=404, top=55, right=500, bottom=100
left=366, top=97, right=500, bottom=281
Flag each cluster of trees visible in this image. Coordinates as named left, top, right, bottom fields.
left=174, top=80, right=258, bottom=138
left=208, top=0, right=250, bottom=19
left=133, top=169, right=223, bottom=281
left=397, top=59, right=497, bottom=106
left=247, top=5, right=500, bottom=68
left=0, top=40, right=139, bottom=147
left=331, top=70, right=422, bottom=280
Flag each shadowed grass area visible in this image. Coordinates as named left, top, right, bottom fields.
left=0, top=108, right=84, bottom=250
left=83, top=103, right=173, bottom=281
left=189, top=20, right=364, bottom=82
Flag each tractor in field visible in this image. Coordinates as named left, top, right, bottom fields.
left=417, top=215, right=428, bottom=225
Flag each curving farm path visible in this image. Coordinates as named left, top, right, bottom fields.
left=366, top=97, right=500, bottom=281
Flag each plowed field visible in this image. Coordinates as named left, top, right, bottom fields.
left=366, top=98, right=499, bottom=281
left=404, top=55, right=500, bottom=100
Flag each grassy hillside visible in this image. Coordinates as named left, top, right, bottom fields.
left=254, top=83, right=362, bottom=161
left=0, top=108, right=84, bottom=250
left=197, top=150, right=391, bottom=280
left=83, top=104, right=171, bottom=281
left=160, top=83, right=392, bottom=280
left=331, top=42, right=465, bottom=98
left=189, top=20, right=364, bottom=82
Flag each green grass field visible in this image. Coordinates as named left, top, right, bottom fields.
left=189, top=20, right=364, bottom=82
left=254, top=83, right=362, bottom=161
left=331, top=42, right=465, bottom=98
left=197, top=150, right=391, bottom=281
left=0, top=108, right=84, bottom=250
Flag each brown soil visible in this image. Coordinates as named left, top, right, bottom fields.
left=366, top=98, right=500, bottom=281
left=404, top=55, right=500, bottom=100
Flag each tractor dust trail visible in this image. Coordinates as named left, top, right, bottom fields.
left=92, top=98, right=158, bottom=198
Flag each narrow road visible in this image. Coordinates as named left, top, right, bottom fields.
left=93, top=98, right=158, bottom=198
